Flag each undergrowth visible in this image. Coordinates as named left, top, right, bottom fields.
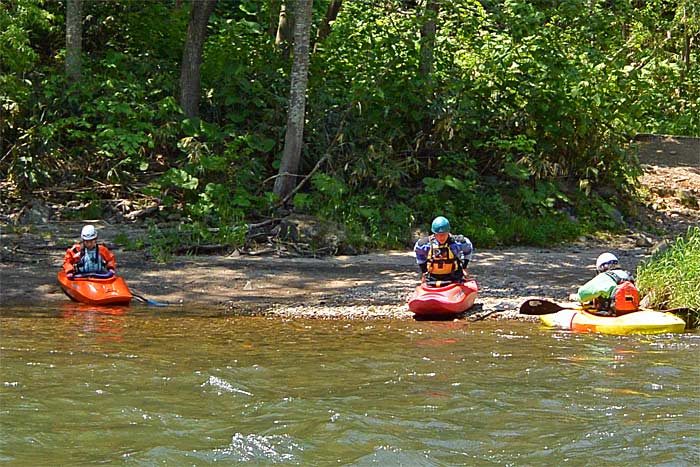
left=636, top=227, right=700, bottom=328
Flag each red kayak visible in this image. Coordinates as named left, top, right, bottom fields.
left=408, top=280, right=478, bottom=317
left=57, top=271, right=132, bottom=306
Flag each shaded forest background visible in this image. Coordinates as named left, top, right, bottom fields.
left=1, top=0, right=698, bottom=254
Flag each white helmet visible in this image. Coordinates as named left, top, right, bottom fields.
left=596, top=252, right=618, bottom=272
left=81, top=225, right=98, bottom=241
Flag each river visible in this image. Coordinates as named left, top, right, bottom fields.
left=1, top=304, right=698, bottom=466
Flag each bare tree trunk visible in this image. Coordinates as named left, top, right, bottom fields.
left=313, top=0, right=342, bottom=52
left=273, top=0, right=313, bottom=202
left=275, top=1, right=295, bottom=59
left=268, top=0, right=282, bottom=38
left=419, top=2, right=438, bottom=81
left=416, top=2, right=440, bottom=165
left=682, top=6, right=690, bottom=71
left=179, top=0, right=218, bottom=119
left=66, top=0, right=82, bottom=82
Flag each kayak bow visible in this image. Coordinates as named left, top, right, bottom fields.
left=57, top=271, right=132, bottom=306
left=408, top=280, right=478, bottom=317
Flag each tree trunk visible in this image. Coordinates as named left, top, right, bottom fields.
left=682, top=6, right=690, bottom=71
left=179, top=0, right=218, bottom=119
left=273, top=0, right=313, bottom=202
left=419, top=2, right=438, bottom=81
left=268, top=0, right=282, bottom=38
left=313, top=0, right=342, bottom=52
left=66, top=0, right=82, bottom=82
left=275, top=1, right=294, bottom=59
left=417, top=1, right=439, bottom=163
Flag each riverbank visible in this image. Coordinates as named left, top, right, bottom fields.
left=0, top=220, right=660, bottom=320
left=2, top=138, right=698, bottom=319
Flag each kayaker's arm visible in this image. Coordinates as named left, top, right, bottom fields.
left=575, top=273, right=618, bottom=303
left=414, top=237, right=430, bottom=276
left=99, top=245, right=117, bottom=272
left=63, top=245, right=80, bottom=275
left=453, top=236, right=472, bottom=279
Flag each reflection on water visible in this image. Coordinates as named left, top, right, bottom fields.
left=59, top=303, right=130, bottom=343
left=1, top=306, right=698, bottom=466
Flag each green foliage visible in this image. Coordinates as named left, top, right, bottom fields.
left=2, top=0, right=698, bottom=254
left=412, top=178, right=582, bottom=247
left=113, top=231, right=145, bottom=250
left=145, top=221, right=247, bottom=263
left=636, top=227, right=700, bottom=327
left=291, top=173, right=414, bottom=249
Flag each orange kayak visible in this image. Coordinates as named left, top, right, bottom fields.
left=57, top=271, right=132, bottom=306
left=408, top=280, right=478, bottom=317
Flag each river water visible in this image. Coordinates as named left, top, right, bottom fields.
left=1, top=304, right=698, bottom=466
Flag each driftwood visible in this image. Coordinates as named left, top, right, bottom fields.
left=171, top=244, right=234, bottom=255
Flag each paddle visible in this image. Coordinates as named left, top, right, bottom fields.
left=519, top=299, right=581, bottom=315
left=131, top=291, right=169, bottom=307
left=520, top=298, right=691, bottom=317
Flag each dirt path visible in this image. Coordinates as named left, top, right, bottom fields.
left=1, top=136, right=698, bottom=320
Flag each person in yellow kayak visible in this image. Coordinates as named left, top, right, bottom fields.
left=62, top=225, right=117, bottom=279
left=414, top=216, right=473, bottom=287
left=569, top=252, right=640, bottom=315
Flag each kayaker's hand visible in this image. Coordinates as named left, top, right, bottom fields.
left=105, top=269, right=115, bottom=278
left=67, top=272, right=74, bottom=280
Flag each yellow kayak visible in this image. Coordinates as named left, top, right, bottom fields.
left=540, top=309, right=686, bottom=335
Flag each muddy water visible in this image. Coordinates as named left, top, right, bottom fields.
left=1, top=305, right=698, bottom=466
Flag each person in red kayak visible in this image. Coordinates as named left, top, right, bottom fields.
left=62, top=225, right=117, bottom=279
left=569, top=252, right=640, bottom=315
left=414, top=216, right=473, bottom=287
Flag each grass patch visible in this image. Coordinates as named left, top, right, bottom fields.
left=636, top=227, right=700, bottom=328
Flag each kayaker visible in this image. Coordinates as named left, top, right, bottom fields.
left=62, top=225, right=117, bottom=279
left=569, top=252, right=640, bottom=315
left=414, top=216, right=473, bottom=287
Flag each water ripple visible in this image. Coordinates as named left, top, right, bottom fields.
left=211, top=433, right=302, bottom=463
left=202, top=375, right=253, bottom=396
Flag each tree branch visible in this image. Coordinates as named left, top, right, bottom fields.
left=277, top=102, right=356, bottom=207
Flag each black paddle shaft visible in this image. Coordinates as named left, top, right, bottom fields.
left=519, top=299, right=578, bottom=315
left=519, top=298, right=689, bottom=316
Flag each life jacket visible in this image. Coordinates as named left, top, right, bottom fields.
left=610, top=281, right=640, bottom=313
left=74, top=244, right=109, bottom=273
left=427, top=235, right=459, bottom=276
left=594, top=270, right=640, bottom=315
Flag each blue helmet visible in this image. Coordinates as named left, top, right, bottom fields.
left=431, top=216, right=451, bottom=234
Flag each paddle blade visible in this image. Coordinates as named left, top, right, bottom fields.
left=519, top=299, right=566, bottom=315
left=132, top=292, right=169, bottom=307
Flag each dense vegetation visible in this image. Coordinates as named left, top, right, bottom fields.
left=2, top=0, right=698, bottom=252
left=636, top=227, right=700, bottom=326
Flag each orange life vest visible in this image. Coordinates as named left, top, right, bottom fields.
left=611, top=281, right=640, bottom=314
left=427, top=236, right=459, bottom=275
left=593, top=271, right=640, bottom=315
